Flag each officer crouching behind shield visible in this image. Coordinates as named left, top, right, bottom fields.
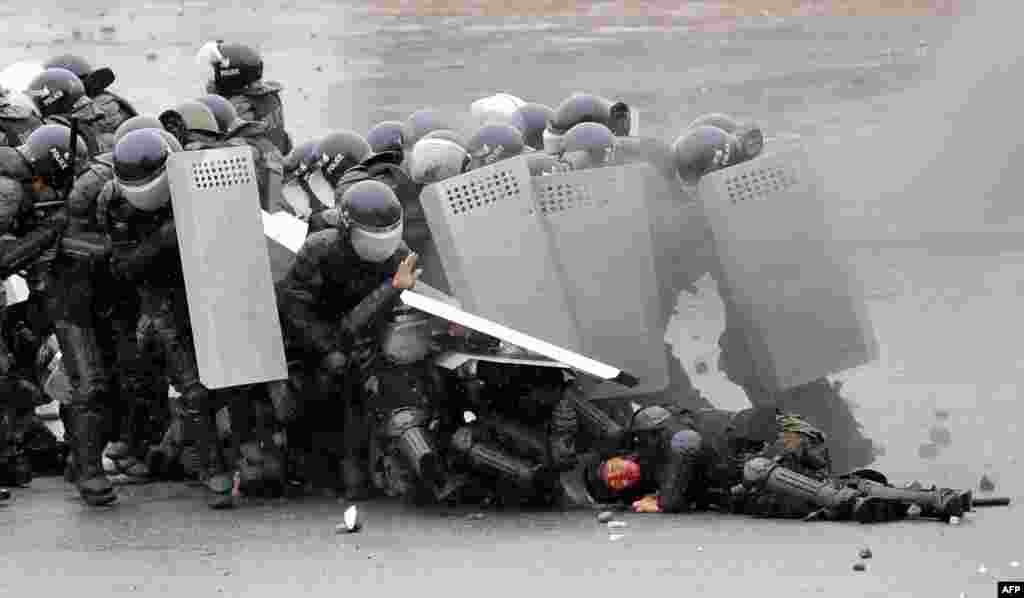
left=273, top=179, right=421, bottom=500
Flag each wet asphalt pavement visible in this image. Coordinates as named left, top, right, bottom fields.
left=2, top=2, right=1023, bottom=596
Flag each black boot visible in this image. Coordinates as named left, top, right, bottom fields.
left=73, top=409, right=116, bottom=507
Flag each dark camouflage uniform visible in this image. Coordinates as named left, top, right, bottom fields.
left=223, top=121, right=286, bottom=213
left=97, top=180, right=233, bottom=501
left=43, top=96, right=110, bottom=156
left=62, top=155, right=165, bottom=466
left=0, top=148, right=77, bottom=487
left=0, top=95, right=43, bottom=147
left=88, top=91, right=137, bottom=139
left=275, top=227, right=409, bottom=489
left=185, top=129, right=283, bottom=213
left=206, top=81, right=293, bottom=156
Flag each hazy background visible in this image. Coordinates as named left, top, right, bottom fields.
left=2, top=3, right=1023, bottom=596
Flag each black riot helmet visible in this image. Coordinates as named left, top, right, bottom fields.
left=511, top=102, right=555, bottom=150
left=112, top=128, right=172, bottom=212
left=338, top=180, right=404, bottom=263
left=687, top=112, right=739, bottom=134
left=113, top=115, right=163, bottom=144
left=42, top=54, right=115, bottom=97
left=465, top=122, right=525, bottom=169
left=319, top=130, right=372, bottom=187
left=672, top=125, right=740, bottom=186
left=196, top=94, right=242, bottom=133
left=283, top=138, right=325, bottom=178
left=16, top=123, right=90, bottom=184
left=562, top=121, right=616, bottom=169
left=25, top=68, right=86, bottom=118
left=367, top=121, right=408, bottom=154
left=549, top=93, right=612, bottom=136
left=405, top=109, right=450, bottom=147
left=628, top=405, right=673, bottom=435
left=211, top=43, right=264, bottom=95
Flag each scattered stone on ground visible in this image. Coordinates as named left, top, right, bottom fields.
left=852, top=562, right=866, bottom=572
left=859, top=548, right=872, bottom=559
left=596, top=511, right=614, bottom=523
left=979, top=474, right=995, bottom=493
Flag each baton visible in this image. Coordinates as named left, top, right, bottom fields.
left=971, top=496, right=1012, bottom=507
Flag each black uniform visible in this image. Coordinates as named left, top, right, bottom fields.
left=275, top=227, right=410, bottom=496
left=98, top=180, right=235, bottom=507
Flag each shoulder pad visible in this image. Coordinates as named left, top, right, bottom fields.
left=0, top=104, right=33, bottom=121
left=225, top=120, right=267, bottom=141
left=304, top=227, right=343, bottom=251
left=243, top=81, right=283, bottom=97
left=96, top=91, right=139, bottom=118
left=0, top=175, right=26, bottom=205
left=0, top=148, right=30, bottom=179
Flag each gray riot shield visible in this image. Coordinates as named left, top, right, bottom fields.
left=532, top=163, right=668, bottom=399
left=419, top=156, right=581, bottom=351
left=697, top=143, right=879, bottom=393
left=167, top=145, right=288, bottom=389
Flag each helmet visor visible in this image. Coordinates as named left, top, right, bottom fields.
left=350, top=221, right=403, bottom=263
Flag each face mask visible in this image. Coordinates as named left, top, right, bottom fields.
left=350, top=221, right=403, bottom=263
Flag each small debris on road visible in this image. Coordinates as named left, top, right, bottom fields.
left=859, top=548, right=872, bottom=559
left=596, top=511, right=614, bottom=524
left=852, top=562, right=866, bottom=572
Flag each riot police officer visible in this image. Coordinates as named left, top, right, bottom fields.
left=42, top=54, right=137, bottom=138
left=100, top=129, right=236, bottom=508
left=275, top=180, right=419, bottom=499
left=24, top=68, right=107, bottom=155
left=510, top=103, right=554, bottom=151
left=672, top=122, right=875, bottom=472
left=196, top=94, right=285, bottom=212
left=465, top=122, right=525, bottom=170
left=198, top=41, right=293, bottom=155
left=0, top=87, right=43, bottom=147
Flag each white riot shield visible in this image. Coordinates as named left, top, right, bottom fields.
left=262, top=210, right=308, bottom=283
left=419, top=156, right=581, bottom=351
left=167, top=146, right=288, bottom=389
left=0, top=61, right=43, bottom=93
left=697, top=143, right=879, bottom=393
left=532, top=163, right=668, bottom=399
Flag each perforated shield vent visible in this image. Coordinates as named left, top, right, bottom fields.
left=191, top=155, right=254, bottom=190
left=723, top=166, right=798, bottom=204
left=441, top=167, right=522, bottom=216
left=533, top=182, right=610, bottom=215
